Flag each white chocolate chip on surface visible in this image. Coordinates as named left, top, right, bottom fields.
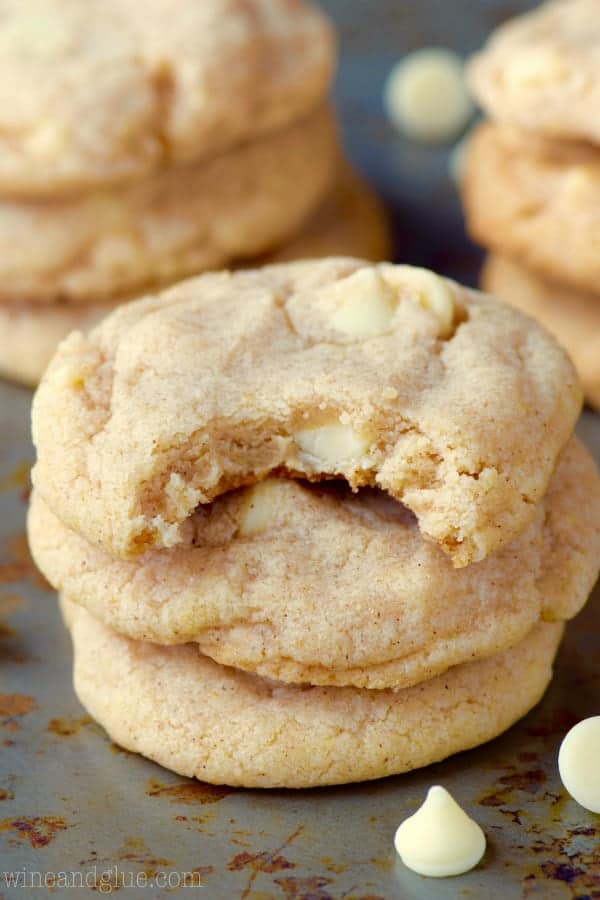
left=393, top=265, right=456, bottom=338
left=331, top=268, right=397, bottom=338
left=295, top=422, right=372, bottom=468
left=558, top=716, right=600, bottom=813
left=394, top=785, right=486, bottom=878
left=238, top=480, right=281, bottom=538
left=384, top=48, right=474, bottom=143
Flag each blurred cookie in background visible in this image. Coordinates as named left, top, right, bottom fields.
left=0, top=0, right=349, bottom=386
left=1, top=163, right=390, bottom=387
left=268, top=162, right=391, bottom=264
left=468, top=0, right=600, bottom=145
left=461, top=0, right=600, bottom=415
left=462, top=122, right=600, bottom=295
left=482, top=254, right=600, bottom=411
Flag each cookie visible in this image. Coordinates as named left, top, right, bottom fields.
left=482, top=255, right=600, bottom=411
left=462, top=122, right=600, bottom=294
left=0, top=106, right=336, bottom=304
left=31, top=258, right=581, bottom=566
left=267, top=163, right=391, bottom=264
left=0, top=0, right=334, bottom=196
left=62, top=599, right=563, bottom=788
left=0, top=302, right=110, bottom=387
left=468, top=0, right=600, bottom=145
left=29, top=439, right=600, bottom=689
left=0, top=166, right=390, bottom=388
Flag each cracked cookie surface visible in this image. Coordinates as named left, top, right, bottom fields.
left=0, top=0, right=334, bottom=196
left=31, top=258, right=581, bottom=566
left=63, top=598, right=564, bottom=788
left=29, top=438, right=600, bottom=689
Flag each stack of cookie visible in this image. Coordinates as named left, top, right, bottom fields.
left=0, top=0, right=389, bottom=387
left=462, top=0, right=600, bottom=411
left=28, top=258, right=600, bottom=788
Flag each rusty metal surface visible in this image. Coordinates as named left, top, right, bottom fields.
left=1, top=1, right=600, bottom=898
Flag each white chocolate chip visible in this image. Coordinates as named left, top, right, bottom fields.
left=295, top=422, right=372, bottom=468
left=394, top=265, right=456, bottom=337
left=331, top=268, right=397, bottom=338
left=238, top=480, right=281, bottom=537
left=384, top=48, right=474, bottom=143
left=394, top=785, right=486, bottom=878
left=558, top=716, right=600, bottom=813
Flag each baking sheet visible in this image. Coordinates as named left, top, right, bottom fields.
left=1, top=1, right=599, bottom=897
left=2, top=382, right=599, bottom=898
